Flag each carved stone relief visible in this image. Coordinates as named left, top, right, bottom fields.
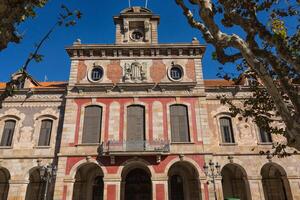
left=17, top=126, right=34, bottom=148
left=237, top=122, right=255, bottom=145
left=123, top=61, right=147, bottom=82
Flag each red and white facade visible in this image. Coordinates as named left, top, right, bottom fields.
left=0, top=6, right=299, bottom=200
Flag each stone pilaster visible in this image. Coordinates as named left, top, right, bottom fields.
left=103, top=178, right=121, bottom=200
left=248, top=177, right=265, bottom=200
left=152, top=178, right=168, bottom=200
left=7, top=179, right=29, bottom=200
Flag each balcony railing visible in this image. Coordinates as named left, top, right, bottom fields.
left=99, top=140, right=170, bottom=154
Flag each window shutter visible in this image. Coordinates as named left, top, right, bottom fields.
left=82, top=106, right=102, bottom=144
left=220, top=117, right=234, bottom=143
left=38, top=120, right=53, bottom=146
left=170, top=105, right=190, bottom=142
left=1, top=120, right=16, bottom=146
left=127, top=106, right=145, bottom=150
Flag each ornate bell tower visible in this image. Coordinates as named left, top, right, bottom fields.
left=114, top=7, right=160, bottom=44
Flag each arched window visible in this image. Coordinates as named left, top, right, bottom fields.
left=168, top=162, right=201, bottom=200
left=0, top=168, right=10, bottom=200
left=219, top=117, right=235, bottom=143
left=124, top=168, right=152, bottom=200
left=126, top=105, right=145, bottom=150
left=25, top=168, right=46, bottom=200
left=261, top=163, right=292, bottom=200
left=73, top=164, right=104, bottom=200
left=259, top=128, right=272, bottom=143
left=0, top=120, right=16, bottom=146
left=38, top=119, right=53, bottom=146
left=170, top=105, right=190, bottom=142
left=221, top=164, right=252, bottom=200
left=82, top=106, right=102, bottom=144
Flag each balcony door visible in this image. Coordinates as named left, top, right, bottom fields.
left=126, top=105, right=145, bottom=151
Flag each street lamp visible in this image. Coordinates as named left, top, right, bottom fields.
left=39, top=164, right=57, bottom=200
left=203, top=160, right=221, bottom=200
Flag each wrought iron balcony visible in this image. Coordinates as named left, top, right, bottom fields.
left=99, top=140, right=170, bottom=155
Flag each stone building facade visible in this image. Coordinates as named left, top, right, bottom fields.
left=0, top=6, right=300, bottom=200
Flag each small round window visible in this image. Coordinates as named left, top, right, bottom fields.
left=169, top=65, right=183, bottom=81
left=131, top=30, right=144, bottom=41
left=90, top=67, right=103, bottom=82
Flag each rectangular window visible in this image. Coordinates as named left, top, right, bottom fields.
left=220, top=117, right=235, bottom=143
left=170, top=105, right=190, bottom=142
left=259, top=128, right=272, bottom=143
left=82, top=106, right=102, bottom=144
left=38, top=120, right=53, bottom=146
left=0, top=120, right=16, bottom=146
left=127, top=105, right=145, bottom=151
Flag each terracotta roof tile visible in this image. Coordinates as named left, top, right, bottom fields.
left=204, top=79, right=235, bottom=87
left=0, top=81, right=67, bottom=89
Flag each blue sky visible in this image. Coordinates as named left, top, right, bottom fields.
left=0, top=0, right=225, bottom=82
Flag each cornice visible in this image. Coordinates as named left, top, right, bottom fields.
left=66, top=43, right=206, bottom=59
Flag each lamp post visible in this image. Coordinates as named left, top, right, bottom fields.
left=39, top=164, right=57, bottom=200
left=203, top=160, right=221, bottom=200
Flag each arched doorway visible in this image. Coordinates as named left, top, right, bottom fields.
left=0, top=168, right=10, bottom=200
left=72, top=163, right=104, bottom=200
left=25, top=168, right=46, bottom=200
left=168, top=162, right=201, bottom=200
left=221, top=164, right=251, bottom=200
left=124, top=168, right=152, bottom=200
left=261, top=163, right=292, bottom=200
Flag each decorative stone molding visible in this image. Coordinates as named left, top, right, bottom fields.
left=33, top=108, right=59, bottom=120
left=123, top=61, right=147, bottom=82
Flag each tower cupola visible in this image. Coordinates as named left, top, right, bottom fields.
left=114, top=7, right=160, bottom=44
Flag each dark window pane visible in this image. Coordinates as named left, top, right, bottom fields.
left=170, top=105, right=190, bottom=142
left=91, top=68, right=103, bottom=81
left=0, top=120, right=16, bottom=146
left=82, top=106, right=102, bottom=143
left=220, top=117, right=235, bottom=143
left=38, top=120, right=53, bottom=146
left=170, top=66, right=183, bottom=80
left=170, top=175, right=185, bottom=200
left=259, top=128, right=272, bottom=143
left=127, top=105, right=145, bottom=150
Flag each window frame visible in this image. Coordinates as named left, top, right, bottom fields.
left=88, top=66, right=104, bottom=83
left=123, top=103, right=149, bottom=145
left=37, top=119, right=53, bottom=147
left=0, top=120, right=16, bottom=147
left=257, top=127, right=273, bottom=144
left=33, top=114, right=58, bottom=148
left=169, top=104, right=191, bottom=143
left=167, top=64, right=184, bottom=82
left=217, top=115, right=236, bottom=145
left=0, top=116, right=20, bottom=148
left=79, top=104, right=105, bottom=145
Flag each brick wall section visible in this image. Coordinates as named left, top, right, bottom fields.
left=186, top=59, right=196, bottom=81
left=107, top=60, right=122, bottom=83
left=77, top=61, right=87, bottom=82
left=150, top=60, right=166, bottom=83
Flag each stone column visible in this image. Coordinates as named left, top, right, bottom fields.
left=215, top=177, right=224, bottom=200
left=206, top=177, right=223, bottom=200
left=287, top=178, right=300, bottom=200
left=248, top=176, right=265, bottom=200
left=200, top=177, right=208, bottom=200
left=58, top=178, right=75, bottom=200
left=152, top=178, right=168, bottom=200
left=103, top=178, right=121, bottom=200
left=7, top=179, right=29, bottom=200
